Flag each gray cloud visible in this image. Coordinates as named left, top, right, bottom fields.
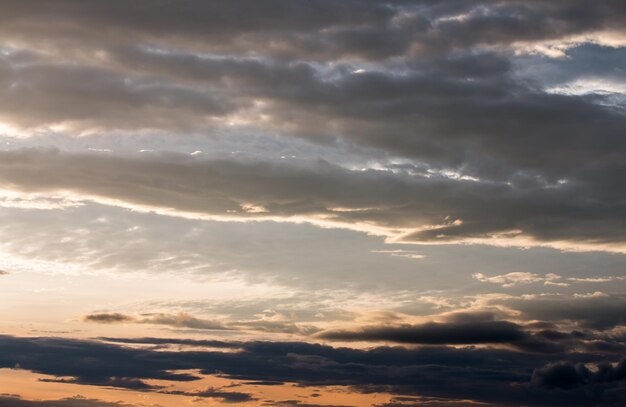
left=84, top=311, right=318, bottom=335
left=1, top=0, right=624, bottom=60
left=499, top=294, right=626, bottom=330
left=83, top=313, right=133, bottom=324
left=0, top=149, right=623, bottom=251
left=0, top=3, right=624, bottom=405
left=317, top=320, right=526, bottom=344
left=0, top=1, right=623, bottom=256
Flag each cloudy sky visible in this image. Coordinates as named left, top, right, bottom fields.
left=0, top=1, right=625, bottom=406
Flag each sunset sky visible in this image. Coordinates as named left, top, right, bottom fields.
left=0, top=1, right=625, bottom=406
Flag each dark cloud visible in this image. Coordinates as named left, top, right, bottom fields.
left=2, top=334, right=626, bottom=406
left=317, top=321, right=526, bottom=344
left=500, top=294, right=626, bottom=330
left=532, top=359, right=626, bottom=389
left=98, top=336, right=242, bottom=349
left=162, top=387, right=256, bottom=403
left=83, top=313, right=133, bottom=324
left=0, top=395, right=132, bottom=407
left=316, top=319, right=591, bottom=355
left=0, top=0, right=624, bottom=60
left=262, top=401, right=355, bottom=407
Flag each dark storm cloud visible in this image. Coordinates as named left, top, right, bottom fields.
left=2, top=334, right=626, bottom=406
left=0, top=149, right=623, bottom=251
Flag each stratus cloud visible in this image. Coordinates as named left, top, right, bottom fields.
left=0, top=1, right=623, bottom=257
left=473, top=272, right=565, bottom=287
left=495, top=294, right=626, bottom=330
left=1, top=0, right=624, bottom=60
left=84, top=312, right=318, bottom=335
left=83, top=313, right=133, bottom=324
left=2, top=46, right=624, bottom=188
left=0, top=149, right=624, bottom=252
left=3, top=334, right=626, bottom=406
left=85, top=312, right=228, bottom=331
left=317, top=320, right=526, bottom=344
left=160, top=387, right=256, bottom=403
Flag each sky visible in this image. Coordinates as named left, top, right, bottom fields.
left=0, top=1, right=625, bottom=406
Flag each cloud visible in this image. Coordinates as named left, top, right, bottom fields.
left=532, top=359, right=626, bottom=389
left=85, top=312, right=228, bottom=330
left=0, top=2, right=624, bottom=406
left=2, top=334, right=626, bottom=406
left=0, top=395, right=133, bottom=407
left=0, top=2, right=623, bottom=256
left=499, top=294, right=626, bottom=330
left=84, top=312, right=318, bottom=335
left=317, top=321, right=526, bottom=344
left=472, top=272, right=564, bottom=287
left=0, top=149, right=623, bottom=252
left=162, top=387, right=256, bottom=403
left=139, top=312, right=229, bottom=330
left=83, top=313, right=133, bottom=324
left=263, top=401, right=355, bottom=407
left=1, top=0, right=624, bottom=61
